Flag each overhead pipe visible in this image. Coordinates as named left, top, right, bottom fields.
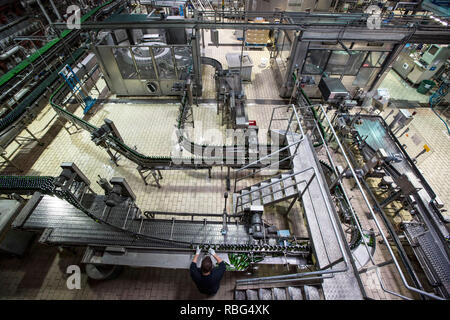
left=36, top=0, right=52, bottom=25
left=0, top=45, right=26, bottom=60
left=49, top=0, right=62, bottom=21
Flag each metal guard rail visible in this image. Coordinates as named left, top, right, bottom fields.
left=313, top=104, right=444, bottom=300
left=234, top=167, right=316, bottom=214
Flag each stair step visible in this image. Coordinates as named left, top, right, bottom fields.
left=246, top=289, right=259, bottom=300
left=258, top=288, right=273, bottom=300
left=235, top=290, right=246, bottom=300
left=271, top=179, right=284, bottom=202
left=259, top=182, right=272, bottom=204
left=288, top=286, right=303, bottom=300
left=282, top=174, right=297, bottom=197
left=304, top=285, right=321, bottom=300
left=250, top=186, right=262, bottom=206
left=273, top=287, right=287, bottom=300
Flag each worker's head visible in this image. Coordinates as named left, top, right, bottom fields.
left=201, top=256, right=213, bottom=275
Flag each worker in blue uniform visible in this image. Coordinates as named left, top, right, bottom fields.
left=190, top=246, right=226, bottom=296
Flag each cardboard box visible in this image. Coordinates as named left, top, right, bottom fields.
left=246, top=18, right=269, bottom=40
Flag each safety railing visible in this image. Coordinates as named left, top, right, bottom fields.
left=309, top=103, right=444, bottom=300
left=234, top=167, right=316, bottom=214
left=233, top=103, right=307, bottom=193
left=235, top=159, right=354, bottom=289
left=233, top=139, right=303, bottom=193
left=236, top=100, right=445, bottom=299
left=268, top=104, right=305, bottom=143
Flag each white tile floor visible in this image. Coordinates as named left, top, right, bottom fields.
left=379, top=70, right=431, bottom=103
left=1, top=33, right=449, bottom=299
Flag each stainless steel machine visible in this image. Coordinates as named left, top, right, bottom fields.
left=408, top=45, right=449, bottom=85
left=393, top=52, right=415, bottom=80
left=92, top=15, right=198, bottom=96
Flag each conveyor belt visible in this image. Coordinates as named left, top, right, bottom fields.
left=49, top=56, right=284, bottom=170
left=354, top=116, right=449, bottom=235
left=18, top=195, right=252, bottom=249
left=353, top=115, right=450, bottom=298
left=0, top=47, right=86, bottom=135
left=404, top=223, right=450, bottom=297
left=0, top=0, right=114, bottom=88
left=0, top=1, right=118, bottom=142
left=2, top=176, right=309, bottom=254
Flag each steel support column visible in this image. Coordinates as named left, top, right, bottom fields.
left=369, top=42, right=407, bottom=92
left=279, top=32, right=306, bottom=98
left=191, top=28, right=203, bottom=96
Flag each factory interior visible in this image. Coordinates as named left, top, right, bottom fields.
left=0, top=0, right=449, bottom=302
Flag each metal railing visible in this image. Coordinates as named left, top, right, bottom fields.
left=311, top=103, right=444, bottom=300
left=233, top=139, right=303, bottom=193
left=235, top=161, right=354, bottom=289
left=268, top=104, right=305, bottom=142
left=236, top=101, right=445, bottom=299
left=233, top=103, right=306, bottom=194
left=234, top=167, right=316, bottom=214
left=235, top=106, right=362, bottom=290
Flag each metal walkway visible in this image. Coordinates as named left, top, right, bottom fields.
left=285, top=132, right=364, bottom=300
left=233, top=171, right=300, bottom=212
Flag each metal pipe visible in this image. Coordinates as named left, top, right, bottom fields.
left=0, top=46, right=25, bottom=60
left=237, top=268, right=340, bottom=283
left=318, top=104, right=445, bottom=300
left=237, top=274, right=333, bottom=286
left=49, top=0, right=63, bottom=21
left=36, top=0, right=53, bottom=25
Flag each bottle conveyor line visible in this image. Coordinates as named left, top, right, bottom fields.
left=351, top=114, right=450, bottom=298
left=49, top=55, right=287, bottom=172
left=0, top=175, right=310, bottom=255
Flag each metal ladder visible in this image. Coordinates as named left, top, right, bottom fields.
left=59, top=64, right=96, bottom=114
left=234, top=172, right=298, bottom=212
left=233, top=165, right=316, bottom=214
left=234, top=285, right=322, bottom=300
left=191, top=0, right=214, bottom=11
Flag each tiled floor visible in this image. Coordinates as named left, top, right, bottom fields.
left=201, top=29, right=279, bottom=100
left=379, top=70, right=431, bottom=104
left=0, top=35, right=449, bottom=299
left=384, top=107, right=450, bottom=215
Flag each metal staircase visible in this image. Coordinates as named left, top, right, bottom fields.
left=233, top=169, right=315, bottom=214
left=190, top=0, right=214, bottom=11
left=234, top=285, right=322, bottom=300
left=232, top=104, right=311, bottom=214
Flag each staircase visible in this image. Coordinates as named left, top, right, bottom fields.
left=191, top=0, right=214, bottom=11
left=233, top=171, right=300, bottom=213
left=234, top=285, right=322, bottom=300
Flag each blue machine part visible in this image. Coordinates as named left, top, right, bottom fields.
left=422, top=0, right=450, bottom=17
left=59, top=64, right=96, bottom=115
left=278, top=230, right=291, bottom=246
left=277, top=230, right=291, bottom=238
